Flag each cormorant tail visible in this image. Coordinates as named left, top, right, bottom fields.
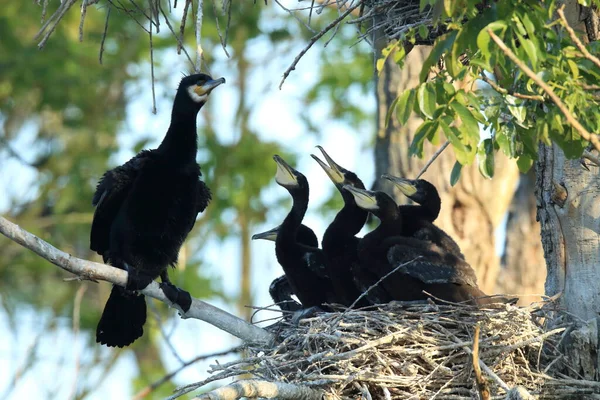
left=96, top=286, right=147, bottom=347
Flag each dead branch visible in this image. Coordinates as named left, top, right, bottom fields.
left=473, top=323, right=491, bottom=400
left=0, top=215, right=273, bottom=345
left=195, top=0, right=204, bottom=72
left=557, top=5, right=600, bottom=70
left=193, top=380, right=326, bottom=400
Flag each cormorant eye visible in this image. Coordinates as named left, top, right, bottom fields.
left=196, top=80, right=205, bottom=86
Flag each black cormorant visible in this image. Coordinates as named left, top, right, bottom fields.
left=382, top=175, right=464, bottom=259
left=272, top=155, right=336, bottom=309
left=90, top=73, right=225, bottom=347
left=252, top=224, right=319, bottom=312
left=344, top=185, right=495, bottom=305
left=311, top=146, right=369, bottom=307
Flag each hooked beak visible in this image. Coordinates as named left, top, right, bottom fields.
left=382, top=174, right=418, bottom=197
left=311, top=146, right=345, bottom=185
left=273, top=155, right=299, bottom=187
left=343, top=185, right=379, bottom=210
left=251, top=226, right=280, bottom=242
left=194, top=77, right=226, bottom=96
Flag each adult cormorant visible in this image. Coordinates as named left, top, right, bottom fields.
left=252, top=224, right=319, bottom=312
left=344, top=185, right=494, bottom=305
left=382, top=175, right=464, bottom=259
left=311, top=146, right=369, bottom=307
left=91, top=73, right=225, bottom=347
left=272, top=155, right=336, bottom=309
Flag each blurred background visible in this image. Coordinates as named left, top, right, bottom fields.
left=0, top=1, right=546, bottom=398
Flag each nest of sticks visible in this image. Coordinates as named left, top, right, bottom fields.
left=184, top=299, right=600, bottom=399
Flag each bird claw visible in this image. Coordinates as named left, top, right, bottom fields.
left=290, top=306, right=324, bottom=325
left=160, top=282, right=192, bottom=313
left=125, top=273, right=153, bottom=292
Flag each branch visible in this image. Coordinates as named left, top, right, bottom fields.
left=0, top=215, right=274, bottom=345
left=193, top=380, right=325, bottom=400
left=557, top=5, right=600, bottom=70
left=487, top=29, right=600, bottom=153
left=479, top=74, right=545, bottom=102
left=416, top=141, right=450, bottom=179
left=472, top=324, right=490, bottom=400
left=195, top=0, right=204, bottom=72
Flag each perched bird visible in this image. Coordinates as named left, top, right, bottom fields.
left=252, top=224, right=319, bottom=312
left=344, top=185, right=495, bottom=306
left=311, top=146, right=369, bottom=307
left=90, top=73, right=225, bottom=347
left=272, top=155, right=336, bottom=309
left=382, top=175, right=464, bottom=259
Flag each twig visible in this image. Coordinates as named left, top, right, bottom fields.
left=473, top=324, right=490, bottom=400
left=179, top=0, right=192, bottom=55
left=36, top=0, right=79, bottom=49
left=557, top=5, right=600, bottom=70
left=210, top=0, right=230, bottom=58
left=132, top=346, right=243, bottom=399
left=416, top=141, right=450, bottom=179
left=0, top=215, right=274, bottom=345
left=193, top=380, right=325, bottom=400
left=195, top=0, right=204, bottom=72
left=149, top=19, right=157, bottom=114
left=79, top=0, right=88, bottom=42
left=99, top=7, right=111, bottom=64
left=157, top=1, right=195, bottom=68
left=487, top=29, right=600, bottom=152
left=279, top=1, right=361, bottom=89
left=479, top=74, right=545, bottom=102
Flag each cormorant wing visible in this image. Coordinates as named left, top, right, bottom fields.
left=301, top=247, right=329, bottom=279
left=387, top=244, right=478, bottom=287
left=90, top=150, right=154, bottom=256
left=195, top=178, right=212, bottom=214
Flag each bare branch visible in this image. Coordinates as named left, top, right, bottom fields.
left=149, top=19, right=157, bottom=114
left=195, top=0, right=204, bottom=72
left=488, top=29, right=600, bottom=153
left=99, top=7, right=111, bottom=64
left=416, top=141, right=450, bottom=179
left=479, top=74, right=545, bottom=102
left=472, top=323, right=490, bottom=400
left=0, top=215, right=274, bottom=345
left=557, top=5, right=600, bottom=70
left=193, top=380, right=326, bottom=400
left=179, top=0, right=192, bottom=55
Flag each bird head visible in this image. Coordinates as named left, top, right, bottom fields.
left=311, top=146, right=365, bottom=190
left=178, top=73, right=226, bottom=106
left=382, top=175, right=439, bottom=207
left=251, top=226, right=280, bottom=242
left=273, top=155, right=307, bottom=190
left=343, top=185, right=398, bottom=220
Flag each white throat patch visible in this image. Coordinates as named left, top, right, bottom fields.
left=187, top=86, right=208, bottom=103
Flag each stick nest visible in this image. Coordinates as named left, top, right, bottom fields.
left=198, top=300, right=600, bottom=399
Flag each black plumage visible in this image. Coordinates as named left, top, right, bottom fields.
left=311, top=146, right=369, bottom=307
left=345, top=185, right=495, bottom=306
left=272, top=155, right=336, bottom=309
left=382, top=175, right=464, bottom=260
left=90, top=73, right=225, bottom=347
left=252, top=224, right=319, bottom=312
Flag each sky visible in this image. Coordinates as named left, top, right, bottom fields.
left=0, top=3, right=377, bottom=398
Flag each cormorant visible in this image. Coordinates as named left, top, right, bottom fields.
left=344, top=185, right=495, bottom=306
left=90, top=73, right=225, bottom=347
left=311, top=146, right=370, bottom=307
left=382, top=175, right=464, bottom=259
left=252, top=224, right=319, bottom=312
left=272, top=155, right=336, bottom=309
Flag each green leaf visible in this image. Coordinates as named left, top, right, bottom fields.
left=396, top=89, right=416, bottom=125
left=450, top=161, right=462, bottom=186
left=450, top=101, right=480, bottom=141
left=477, top=139, right=495, bottom=179
left=376, top=41, right=400, bottom=74
left=477, top=20, right=508, bottom=60
left=385, top=96, right=400, bottom=128
left=417, top=83, right=437, bottom=119
left=516, top=155, right=534, bottom=173
left=440, top=119, right=473, bottom=164
left=410, top=121, right=438, bottom=157
left=418, top=24, right=430, bottom=40
left=420, top=31, right=457, bottom=82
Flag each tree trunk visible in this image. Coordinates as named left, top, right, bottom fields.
left=373, top=45, right=520, bottom=294
left=498, top=171, right=546, bottom=304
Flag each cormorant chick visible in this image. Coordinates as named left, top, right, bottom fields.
left=344, top=185, right=495, bottom=306
left=272, top=155, right=336, bottom=309
left=311, top=146, right=369, bottom=307
left=91, top=73, right=225, bottom=347
left=382, top=175, right=464, bottom=259
left=252, top=224, right=319, bottom=312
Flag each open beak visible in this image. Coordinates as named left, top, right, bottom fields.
left=273, top=155, right=299, bottom=187
left=251, top=226, right=279, bottom=242
left=194, top=77, right=226, bottom=96
left=311, top=146, right=345, bottom=185
left=343, top=185, right=379, bottom=210
left=382, top=174, right=418, bottom=197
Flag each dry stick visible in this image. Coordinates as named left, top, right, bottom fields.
left=195, top=0, right=204, bottom=72
left=158, top=1, right=195, bottom=68
left=132, top=346, right=244, bottom=400
left=487, top=29, right=600, bottom=152
left=416, top=141, right=450, bottom=179
left=37, top=0, right=79, bottom=48
left=79, top=0, right=88, bottom=42
left=557, top=6, right=600, bottom=70
left=279, top=1, right=361, bottom=89
left=149, top=20, right=157, bottom=114
left=179, top=0, right=192, bottom=55
left=479, top=74, right=544, bottom=102
left=473, top=324, right=491, bottom=400
left=0, top=216, right=274, bottom=345
left=193, top=380, right=325, bottom=400
left=211, top=0, right=230, bottom=58
left=99, top=8, right=111, bottom=64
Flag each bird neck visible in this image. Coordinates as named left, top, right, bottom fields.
left=278, top=189, right=309, bottom=247
left=324, top=197, right=367, bottom=245
left=421, top=194, right=441, bottom=220
left=158, top=100, right=201, bottom=162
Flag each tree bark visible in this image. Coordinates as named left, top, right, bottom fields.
left=373, top=45, right=520, bottom=294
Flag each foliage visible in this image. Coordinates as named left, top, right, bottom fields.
left=382, top=0, right=600, bottom=182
